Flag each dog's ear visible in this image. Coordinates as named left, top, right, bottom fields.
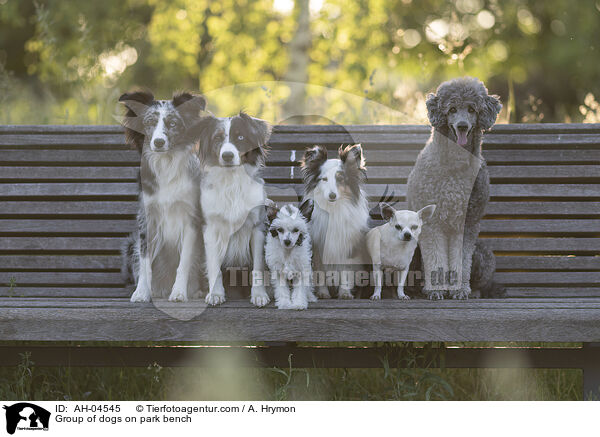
left=119, top=90, right=154, bottom=115
left=119, top=90, right=154, bottom=152
left=380, top=202, right=395, bottom=221
left=301, top=145, right=327, bottom=165
left=239, top=112, right=272, bottom=147
left=479, top=94, right=502, bottom=130
left=417, top=204, right=436, bottom=222
left=265, top=199, right=279, bottom=224
left=299, top=199, right=314, bottom=222
left=172, top=92, right=207, bottom=124
left=339, top=144, right=365, bottom=169
left=426, top=93, right=445, bottom=129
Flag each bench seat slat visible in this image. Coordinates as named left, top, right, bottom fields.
left=0, top=237, right=123, bottom=252
left=2, top=298, right=599, bottom=341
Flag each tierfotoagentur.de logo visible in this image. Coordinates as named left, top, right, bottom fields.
left=3, top=403, right=50, bottom=435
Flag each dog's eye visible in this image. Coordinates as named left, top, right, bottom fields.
left=143, top=118, right=157, bottom=126
left=449, top=107, right=457, bottom=113
left=395, top=224, right=402, bottom=230
left=168, top=121, right=177, bottom=128
left=238, top=135, right=244, bottom=141
left=277, top=228, right=283, bottom=233
left=468, top=106, right=475, bottom=113
left=411, top=225, right=418, bottom=230
left=321, top=177, right=328, bottom=182
left=293, top=228, right=299, bottom=233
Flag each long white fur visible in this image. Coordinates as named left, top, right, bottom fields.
left=265, top=205, right=315, bottom=310
left=201, top=119, right=269, bottom=307
left=304, top=159, right=370, bottom=299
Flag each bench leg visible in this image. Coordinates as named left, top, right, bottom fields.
left=583, top=343, right=600, bottom=400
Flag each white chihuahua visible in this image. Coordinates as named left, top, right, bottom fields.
left=367, top=203, right=436, bottom=300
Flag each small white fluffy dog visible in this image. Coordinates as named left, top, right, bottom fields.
left=265, top=201, right=316, bottom=310
left=367, top=203, right=436, bottom=300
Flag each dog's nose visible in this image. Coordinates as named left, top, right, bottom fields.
left=283, top=239, right=291, bottom=246
left=153, top=138, right=165, bottom=148
left=221, top=151, right=234, bottom=162
left=402, top=232, right=412, bottom=241
left=328, top=192, right=337, bottom=201
left=456, top=122, right=469, bottom=132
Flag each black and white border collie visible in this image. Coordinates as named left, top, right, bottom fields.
left=197, top=112, right=272, bottom=307
left=300, top=144, right=370, bottom=299
left=120, top=90, right=207, bottom=302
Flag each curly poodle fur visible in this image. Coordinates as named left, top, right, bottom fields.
left=407, top=77, right=502, bottom=300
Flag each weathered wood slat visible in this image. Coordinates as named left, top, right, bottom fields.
left=4, top=297, right=600, bottom=309
left=505, top=287, right=600, bottom=298
left=0, top=237, right=123, bottom=252
left=493, top=271, right=600, bottom=284
left=2, top=299, right=599, bottom=341
left=1, top=254, right=596, bottom=272
left=2, top=123, right=599, bottom=134
left=0, top=134, right=125, bottom=147
left=0, top=287, right=129, bottom=298
left=495, top=256, right=600, bottom=270
left=4, top=148, right=600, bottom=165
left=263, top=165, right=600, bottom=180
left=0, top=255, right=120, bottom=270
left=0, top=183, right=138, bottom=197
left=1, top=150, right=140, bottom=164
left=3, top=182, right=598, bottom=199
left=1, top=218, right=597, bottom=235
left=0, top=201, right=138, bottom=216
left=265, top=184, right=600, bottom=199
left=0, top=167, right=138, bottom=180
left=266, top=149, right=600, bottom=164
left=1, top=200, right=597, bottom=217
left=0, top=271, right=123, bottom=285
left=0, top=219, right=136, bottom=234
left=483, top=237, right=600, bottom=252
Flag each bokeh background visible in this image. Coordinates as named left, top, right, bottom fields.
left=1, top=0, right=599, bottom=124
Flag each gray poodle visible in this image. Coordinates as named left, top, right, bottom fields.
left=407, top=77, right=502, bottom=299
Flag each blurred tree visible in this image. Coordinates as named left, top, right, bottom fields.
left=0, top=0, right=598, bottom=123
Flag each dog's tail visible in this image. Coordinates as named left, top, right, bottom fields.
left=121, top=233, right=138, bottom=285
left=472, top=240, right=507, bottom=299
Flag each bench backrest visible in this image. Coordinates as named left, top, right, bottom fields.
left=1, top=124, right=599, bottom=299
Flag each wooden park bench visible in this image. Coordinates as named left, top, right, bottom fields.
left=1, top=123, right=599, bottom=399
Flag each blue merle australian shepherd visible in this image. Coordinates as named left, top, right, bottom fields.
left=120, top=90, right=207, bottom=302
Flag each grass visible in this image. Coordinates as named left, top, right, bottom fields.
left=0, top=345, right=583, bottom=401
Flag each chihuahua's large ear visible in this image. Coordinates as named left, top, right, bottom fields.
left=299, top=199, right=314, bottom=222
left=479, top=94, right=502, bottom=131
left=172, top=92, right=207, bottom=124
left=417, top=204, right=436, bottom=222
left=265, top=199, right=279, bottom=223
left=380, top=202, right=395, bottom=221
left=426, top=93, right=445, bottom=129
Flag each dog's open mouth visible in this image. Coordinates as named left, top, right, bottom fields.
left=451, top=126, right=471, bottom=147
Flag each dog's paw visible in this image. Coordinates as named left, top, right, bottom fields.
left=316, top=287, right=331, bottom=299
left=168, top=287, right=188, bottom=302
left=289, top=302, right=308, bottom=310
left=251, top=286, right=270, bottom=307
left=451, top=289, right=470, bottom=300
left=424, top=289, right=445, bottom=300
left=338, top=291, right=354, bottom=300
left=370, top=293, right=381, bottom=301
left=397, top=294, right=411, bottom=300
left=130, top=286, right=151, bottom=303
left=307, top=291, right=318, bottom=302
left=276, top=299, right=293, bottom=310
left=205, top=292, right=226, bottom=306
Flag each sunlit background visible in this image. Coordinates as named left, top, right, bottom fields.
left=0, top=0, right=599, bottom=124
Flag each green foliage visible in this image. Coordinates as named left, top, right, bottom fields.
left=0, top=0, right=599, bottom=124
